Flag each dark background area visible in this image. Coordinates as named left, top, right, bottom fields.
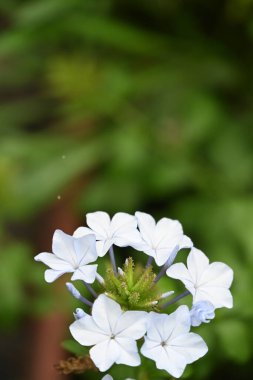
left=1, top=0, right=253, bottom=379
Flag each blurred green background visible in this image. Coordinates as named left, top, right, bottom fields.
left=1, top=0, right=253, bottom=379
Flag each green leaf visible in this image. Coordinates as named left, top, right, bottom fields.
left=61, top=339, right=88, bottom=356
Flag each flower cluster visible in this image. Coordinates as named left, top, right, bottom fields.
left=35, top=211, right=233, bottom=379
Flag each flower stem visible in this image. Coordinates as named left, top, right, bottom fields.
left=146, top=256, right=153, bottom=268
left=154, top=246, right=180, bottom=284
left=161, top=290, right=190, bottom=309
left=83, top=282, right=98, bottom=298
left=154, top=263, right=169, bottom=283
left=109, top=246, right=117, bottom=275
left=78, top=296, right=93, bottom=308
left=66, top=283, right=93, bottom=307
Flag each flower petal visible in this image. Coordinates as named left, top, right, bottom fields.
left=155, top=218, right=183, bottom=248
left=157, top=347, right=187, bottom=378
left=141, top=342, right=186, bottom=378
left=166, top=263, right=194, bottom=292
left=141, top=338, right=163, bottom=361
left=90, top=339, right=120, bottom=372
left=115, top=311, right=147, bottom=339
left=96, top=239, right=113, bottom=257
left=113, top=229, right=143, bottom=247
left=52, top=230, right=77, bottom=266
left=92, top=295, right=122, bottom=334
left=73, top=226, right=94, bottom=238
left=115, top=337, right=140, bottom=367
left=135, top=212, right=156, bottom=246
left=170, top=332, right=208, bottom=364
left=146, top=307, right=190, bottom=345
left=179, top=235, right=193, bottom=249
left=86, top=212, right=111, bottom=239
left=44, top=269, right=69, bottom=282
left=134, top=244, right=156, bottom=259
left=110, top=213, right=142, bottom=246
left=110, top=212, right=137, bottom=235
left=200, top=262, right=233, bottom=288
left=71, top=264, right=98, bottom=283
left=73, top=234, right=97, bottom=265
left=194, top=287, right=233, bottom=309
left=34, top=252, right=73, bottom=271
left=147, top=312, right=173, bottom=342
left=187, top=248, right=209, bottom=284
left=154, top=247, right=176, bottom=266
left=167, top=305, right=191, bottom=340
left=70, top=314, right=107, bottom=346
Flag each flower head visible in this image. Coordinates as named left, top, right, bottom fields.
left=74, top=212, right=142, bottom=257
left=35, top=210, right=234, bottom=378
left=70, top=294, right=147, bottom=372
left=141, top=306, right=208, bottom=378
left=166, top=247, right=233, bottom=309
left=34, top=230, right=98, bottom=283
left=134, top=212, right=193, bottom=266
left=190, top=301, right=215, bottom=327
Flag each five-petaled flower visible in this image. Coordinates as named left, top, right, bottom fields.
left=166, top=247, right=233, bottom=309
left=74, top=212, right=142, bottom=257
left=34, top=230, right=98, bottom=283
left=70, top=294, right=147, bottom=372
left=141, top=305, right=208, bottom=378
left=134, top=212, right=193, bottom=266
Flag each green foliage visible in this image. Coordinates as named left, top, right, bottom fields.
left=0, top=243, right=33, bottom=328
left=62, top=339, right=88, bottom=357
left=1, top=0, right=253, bottom=378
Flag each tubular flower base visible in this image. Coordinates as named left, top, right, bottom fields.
left=35, top=211, right=234, bottom=378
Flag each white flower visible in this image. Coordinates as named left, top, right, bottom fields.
left=34, top=230, right=98, bottom=283
left=166, top=248, right=233, bottom=309
left=134, top=212, right=193, bottom=266
left=74, top=212, right=142, bottom=257
left=190, top=301, right=215, bottom=327
left=141, top=306, right=208, bottom=378
left=70, top=294, right=147, bottom=372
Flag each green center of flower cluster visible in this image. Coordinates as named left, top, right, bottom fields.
left=103, top=257, right=161, bottom=311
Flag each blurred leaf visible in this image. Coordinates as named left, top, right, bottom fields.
left=216, top=320, right=252, bottom=363
left=61, top=339, right=88, bottom=356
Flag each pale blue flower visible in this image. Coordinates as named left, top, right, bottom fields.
left=190, top=301, right=215, bottom=327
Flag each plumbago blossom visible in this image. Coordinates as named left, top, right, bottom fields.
left=70, top=294, right=147, bottom=371
left=166, top=247, right=233, bottom=309
left=141, top=306, right=208, bottom=378
left=74, top=212, right=142, bottom=257
left=34, top=230, right=98, bottom=283
left=134, top=212, right=193, bottom=266
left=35, top=211, right=234, bottom=379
